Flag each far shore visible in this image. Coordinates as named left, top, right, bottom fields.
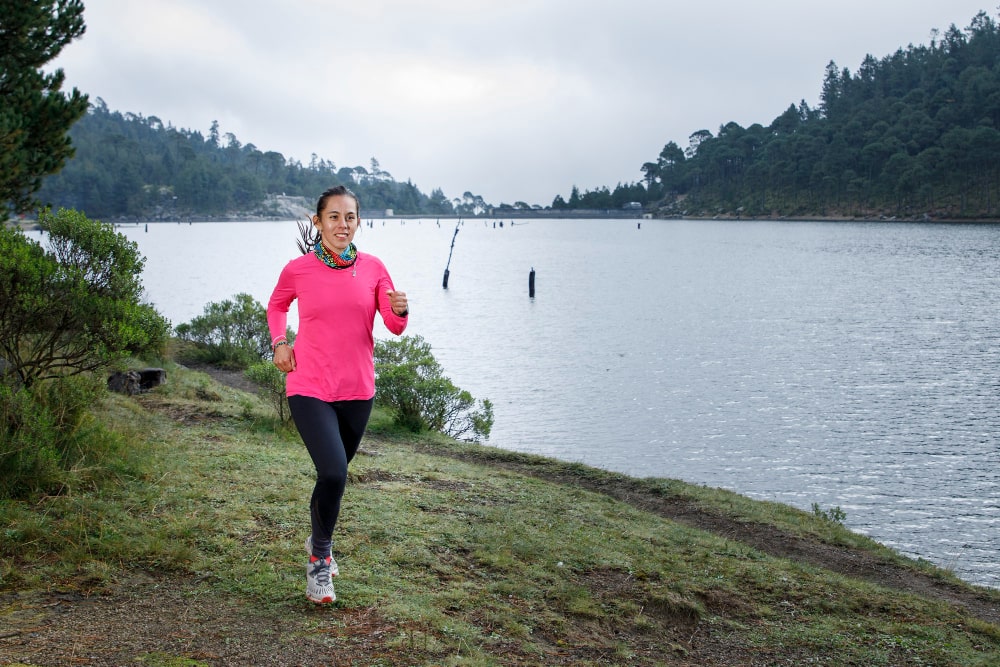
left=10, top=212, right=1000, bottom=227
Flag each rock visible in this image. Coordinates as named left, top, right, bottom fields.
left=107, top=368, right=166, bottom=395
left=107, top=370, right=141, bottom=395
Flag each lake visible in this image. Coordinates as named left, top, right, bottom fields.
left=112, top=216, right=1000, bottom=589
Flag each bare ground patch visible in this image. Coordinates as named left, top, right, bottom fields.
left=0, top=575, right=419, bottom=666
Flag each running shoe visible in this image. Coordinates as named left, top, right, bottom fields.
left=304, top=536, right=339, bottom=577
left=306, top=554, right=336, bottom=604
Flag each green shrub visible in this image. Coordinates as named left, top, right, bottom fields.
left=0, top=374, right=127, bottom=500
left=0, top=208, right=170, bottom=388
left=174, top=293, right=287, bottom=369
left=244, top=360, right=290, bottom=423
left=812, top=503, right=847, bottom=524
left=374, top=335, right=494, bottom=441
left=0, top=381, right=61, bottom=498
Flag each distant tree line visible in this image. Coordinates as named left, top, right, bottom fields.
left=545, top=11, right=1000, bottom=220
left=628, top=11, right=1000, bottom=219
left=547, top=182, right=650, bottom=212
left=28, top=11, right=1000, bottom=221
left=36, top=100, right=458, bottom=219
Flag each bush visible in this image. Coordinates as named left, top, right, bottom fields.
left=245, top=360, right=290, bottom=423
left=175, top=293, right=287, bottom=369
left=0, top=208, right=170, bottom=388
left=0, top=374, right=127, bottom=500
left=0, top=380, right=61, bottom=498
left=812, top=503, right=847, bottom=524
left=374, top=335, right=494, bottom=441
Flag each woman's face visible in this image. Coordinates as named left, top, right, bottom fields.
left=313, top=194, right=359, bottom=253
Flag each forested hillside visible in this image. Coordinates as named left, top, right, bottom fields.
left=35, top=11, right=1000, bottom=221
left=36, top=99, right=456, bottom=219
left=629, top=10, right=1000, bottom=220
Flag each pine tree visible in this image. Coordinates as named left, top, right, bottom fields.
left=0, top=0, right=89, bottom=219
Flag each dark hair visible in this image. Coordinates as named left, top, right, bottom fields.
left=296, top=185, right=362, bottom=254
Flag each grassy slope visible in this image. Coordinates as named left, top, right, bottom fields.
left=2, top=364, right=999, bottom=666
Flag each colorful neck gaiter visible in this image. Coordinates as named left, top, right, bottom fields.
left=314, top=241, right=357, bottom=270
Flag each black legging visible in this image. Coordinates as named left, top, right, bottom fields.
left=288, top=395, right=374, bottom=559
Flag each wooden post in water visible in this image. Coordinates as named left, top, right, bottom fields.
left=442, top=219, right=460, bottom=289
left=529, top=267, right=535, bottom=298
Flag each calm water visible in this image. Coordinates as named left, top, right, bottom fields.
left=115, top=217, right=1000, bottom=589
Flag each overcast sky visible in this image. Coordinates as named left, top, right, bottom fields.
left=49, top=1, right=992, bottom=206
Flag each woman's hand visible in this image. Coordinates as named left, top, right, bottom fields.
left=386, top=290, right=409, bottom=316
left=273, top=343, right=296, bottom=373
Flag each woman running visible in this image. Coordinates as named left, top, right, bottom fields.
left=267, top=185, right=409, bottom=603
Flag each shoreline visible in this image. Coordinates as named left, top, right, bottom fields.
left=13, top=213, right=1000, bottom=226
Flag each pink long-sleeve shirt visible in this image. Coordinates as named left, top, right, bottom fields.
left=266, top=250, right=408, bottom=402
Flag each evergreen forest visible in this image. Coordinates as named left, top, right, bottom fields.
left=36, top=98, right=457, bottom=220
left=33, top=10, right=1000, bottom=221
left=627, top=10, right=1000, bottom=220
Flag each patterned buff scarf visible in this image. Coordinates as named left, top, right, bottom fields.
left=314, top=241, right=358, bottom=270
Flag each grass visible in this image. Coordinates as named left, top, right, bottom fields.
left=2, top=362, right=999, bottom=665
